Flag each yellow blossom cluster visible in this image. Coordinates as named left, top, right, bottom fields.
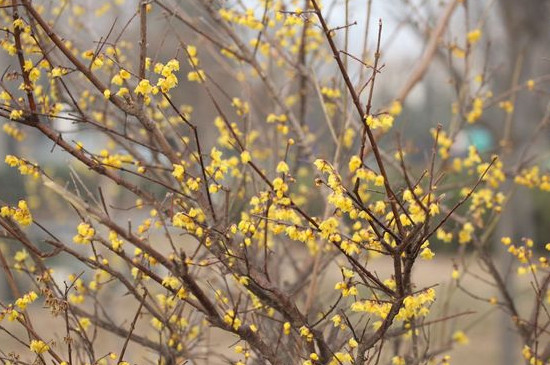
left=0, top=200, right=33, bottom=226
left=420, top=241, right=436, bottom=260
left=400, top=187, right=440, bottom=226
left=388, top=100, right=403, bottom=116
left=477, top=158, right=505, bottom=188
left=5, top=155, right=40, bottom=178
left=431, top=129, right=453, bottom=159
left=161, top=276, right=188, bottom=299
left=29, top=340, right=50, bottom=354
left=350, top=288, right=436, bottom=323
left=452, top=330, right=469, bottom=345
left=436, top=228, right=453, bottom=243
left=522, top=345, right=544, bottom=365
left=471, top=187, right=505, bottom=214
left=2, top=1, right=548, bottom=362
left=208, top=147, right=241, bottom=181
left=321, top=86, right=341, bottom=99
left=172, top=208, right=206, bottom=238
left=466, top=97, right=484, bottom=123
left=134, top=79, right=156, bottom=97
left=0, top=306, right=20, bottom=322
left=110, top=68, right=131, bottom=86
left=214, top=116, right=247, bottom=148
left=223, top=309, right=242, bottom=330
left=2, top=123, right=26, bottom=141
left=466, top=29, right=482, bottom=44
left=515, top=166, right=550, bottom=191
left=186, top=45, right=206, bottom=83
left=172, top=163, right=186, bottom=181
left=328, top=352, right=353, bottom=365
left=155, top=59, right=180, bottom=93
left=98, top=149, right=133, bottom=169
left=365, top=114, right=394, bottom=132
left=73, top=222, right=95, bottom=244
left=343, top=128, right=356, bottom=148
left=13, top=249, right=30, bottom=271
left=501, top=236, right=548, bottom=275
left=15, top=291, right=38, bottom=310
left=392, top=356, right=406, bottom=365
left=498, top=100, right=514, bottom=114
left=219, top=8, right=264, bottom=30
left=266, top=113, right=289, bottom=134
left=108, top=230, right=124, bottom=251
left=299, top=325, right=313, bottom=342
left=458, top=222, right=475, bottom=244
left=334, top=268, right=358, bottom=296
left=231, top=97, right=250, bottom=116
left=9, top=109, right=24, bottom=120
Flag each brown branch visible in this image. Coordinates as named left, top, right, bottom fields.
left=395, top=0, right=459, bottom=103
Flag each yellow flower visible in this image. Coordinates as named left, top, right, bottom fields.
left=134, top=79, right=153, bottom=95
left=116, top=87, right=129, bottom=97
left=321, top=86, right=341, bottom=99
left=13, top=18, right=25, bottom=29
left=420, top=243, right=435, bottom=260
left=111, top=74, right=123, bottom=85
left=51, top=67, right=67, bottom=78
left=223, top=310, right=242, bottom=330
left=299, top=326, right=313, bottom=342
left=29, top=67, right=40, bottom=82
left=389, top=100, right=402, bottom=116
left=392, top=356, right=406, bottom=365
left=172, top=163, right=185, bottom=181
left=0, top=90, right=11, bottom=101
left=187, top=70, right=206, bottom=83
left=29, top=340, right=50, bottom=354
left=240, top=151, right=251, bottom=164
left=231, top=97, right=250, bottom=116
left=119, top=69, right=131, bottom=79
left=92, top=56, right=104, bottom=69
left=187, top=45, right=197, bottom=57
left=157, top=73, right=178, bottom=92
left=499, top=100, right=514, bottom=114
left=452, top=330, right=469, bottom=345
left=73, top=222, right=95, bottom=244
left=276, top=161, right=289, bottom=173
left=14, top=249, right=29, bottom=262
left=283, top=322, right=291, bottom=335
left=79, top=317, right=91, bottom=330
left=154, top=62, right=164, bottom=74
left=348, top=155, right=362, bottom=173
left=2, top=200, right=33, bottom=226
left=451, top=45, right=465, bottom=58
left=162, top=276, right=180, bottom=290
left=109, top=231, right=124, bottom=251
left=364, top=114, right=394, bottom=131
left=374, top=175, right=385, bottom=186
left=8, top=309, right=19, bottom=321
left=466, top=29, right=482, bottom=44
left=343, top=128, right=355, bottom=148
left=9, top=109, right=23, bottom=120
left=15, top=291, right=38, bottom=310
